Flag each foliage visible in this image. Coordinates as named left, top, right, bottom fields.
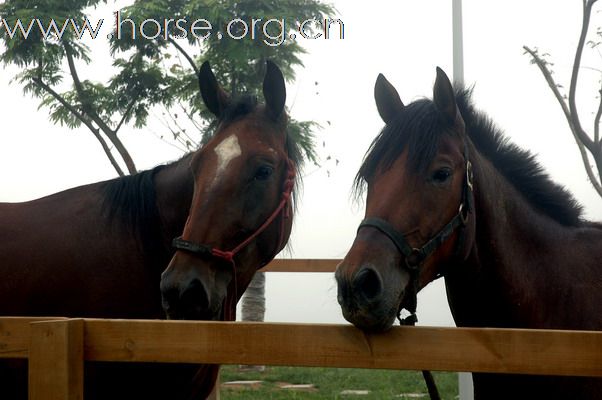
left=0, top=0, right=334, bottom=174
left=114, top=0, right=333, bottom=163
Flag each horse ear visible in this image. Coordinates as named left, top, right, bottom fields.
left=374, top=73, right=404, bottom=125
left=263, top=60, right=286, bottom=120
left=433, top=67, right=459, bottom=125
left=198, top=61, right=229, bottom=118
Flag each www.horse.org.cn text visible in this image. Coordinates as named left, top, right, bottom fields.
left=0, top=12, right=345, bottom=47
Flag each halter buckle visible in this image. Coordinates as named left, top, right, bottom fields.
left=466, top=160, right=474, bottom=192
left=459, top=203, right=470, bottom=225
left=405, top=248, right=422, bottom=270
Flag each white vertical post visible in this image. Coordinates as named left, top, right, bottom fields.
left=458, top=372, right=474, bottom=400
left=452, top=0, right=464, bottom=85
left=453, top=5, right=470, bottom=399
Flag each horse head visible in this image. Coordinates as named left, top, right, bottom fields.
left=335, top=68, right=475, bottom=331
left=160, top=60, right=295, bottom=321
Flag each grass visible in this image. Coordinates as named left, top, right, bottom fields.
left=220, top=365, right=458, bottom=399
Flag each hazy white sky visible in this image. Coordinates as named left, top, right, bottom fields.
left=1, top=1, right=600, bottom=326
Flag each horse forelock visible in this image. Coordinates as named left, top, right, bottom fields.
left=212, top=95, right=303, bottom=209
left=353, top=99, right=451, bottom=200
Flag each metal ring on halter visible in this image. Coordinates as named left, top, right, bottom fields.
left=459, top=203, right=469, bottom=225
left=405, top=248, right=423, bottom=270
left=466, top=160, right=474, bottom=191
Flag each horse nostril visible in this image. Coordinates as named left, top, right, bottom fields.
left=352, top=267, right=382, bottom=301
left=161, top=287, right=179, bottom=312
left=180, top=279, right=209, bottom=312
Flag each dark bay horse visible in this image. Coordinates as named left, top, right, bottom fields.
left=335, top=68, right=602, bottom=399
left=0, top=60, right=301, bottom=399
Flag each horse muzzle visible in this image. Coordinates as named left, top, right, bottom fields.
left=160, top=255, right=226, bottom=321
left=336, top=262, right=404, bottom=332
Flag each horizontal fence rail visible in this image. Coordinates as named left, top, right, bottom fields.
left=18, top=318, right=602, bottom=400
left=0, top=317, right=67, bottom=359
left=262, top=258, right=340, bottom=272
left=79, top=320, right=602, bottom=377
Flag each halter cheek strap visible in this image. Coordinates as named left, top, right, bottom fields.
left=171, top=159, right=296, bottom=321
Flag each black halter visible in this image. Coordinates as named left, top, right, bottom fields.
left=357, top=144, right=474, bottom=323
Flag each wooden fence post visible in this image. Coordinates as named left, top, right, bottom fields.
left=207, top=372, right=220, bottom=400
left=29, top=319, right=84, bottom=400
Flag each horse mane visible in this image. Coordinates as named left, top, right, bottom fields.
left=456, top=88, right=583, bottom=226
left=101, top=163, right=169, bottom=252
left=355, top=87, right=583, bottom=227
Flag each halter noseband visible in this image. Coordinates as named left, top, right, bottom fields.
left=171, top=158, right=296, bottom=320
left=357, top=145, right=473, bottom=324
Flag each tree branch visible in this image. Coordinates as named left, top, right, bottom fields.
left=524, top=46, right=602, bottom=196
left=32, top=78, right=88, bottom=126
left=154, top=107, right=195, bottom=150
left=523, top=46, right=571, bottom=117
left=63, top=41, right=137, bottom=174
left=594, top=88, right=602, bottom=146
left=165, top=106, right=196, bottom=143
left=568, top=0, right=597, bottom=151
left=64, top=42, right=107, bottom=131
left=114, top=98, right=137, bottom=133
left=63, top=42, right=90, bottom=108
left=167, top=37, right=199, bottom=76
left=32, top=77, right=126, bottom=176
left=179, top=102, right=205, bottom=132
left=580, top=146, right=602, bottom=197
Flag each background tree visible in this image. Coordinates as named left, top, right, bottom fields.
left=0, top=0, right=161, bottom=175
left=524, top=0, right=602, bottom=198
left=113, top=0, right=332, bottom=159
left=0, top=0, right=334, bottom=173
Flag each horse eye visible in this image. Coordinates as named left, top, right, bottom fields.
left=432, top=168, right=452, bottom=183
left=254, top=165, right=274, bottom=181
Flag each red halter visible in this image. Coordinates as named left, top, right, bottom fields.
left=172, top=159, right=296, bottom=320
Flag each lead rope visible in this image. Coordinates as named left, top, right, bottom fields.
left=397, top=269, right=441, bottom=400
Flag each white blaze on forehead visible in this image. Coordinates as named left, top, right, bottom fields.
left=213, top=134, right=241, bottom=181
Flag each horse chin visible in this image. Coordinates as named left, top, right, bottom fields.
left=337, top=275, right=405, bottom=333
left=342, top=307, right=398, bottom=333
left=164, top=305, right=222, bottom=321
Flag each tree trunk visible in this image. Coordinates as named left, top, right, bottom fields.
left=239, top=272, right=266, bottom=372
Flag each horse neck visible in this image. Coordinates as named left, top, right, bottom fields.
left=446, top=150, right=602, bottom=329
left=153, top=154, right=195, bottom=246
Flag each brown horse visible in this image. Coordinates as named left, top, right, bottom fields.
left=0, top=60, right=301, bottom=399
left=335, top=68, right=602, bottom=399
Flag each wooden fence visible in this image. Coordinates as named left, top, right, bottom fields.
left=1, top=259, right=601, bottom=399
